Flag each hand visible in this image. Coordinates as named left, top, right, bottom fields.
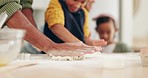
left=46, top=42, right=102, bottom=56
left=90, top=39, right=107, bottom=47
left=61, top=41, right=102, bottom=52
left=84, top=0, right=95, bottom=11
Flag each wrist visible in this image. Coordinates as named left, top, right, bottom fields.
left=43, top=41, right=56, bottom=53
left=85, top=39, right=94, bottom=46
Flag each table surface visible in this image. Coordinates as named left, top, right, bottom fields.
left=0, top=53, right=148, bottom=78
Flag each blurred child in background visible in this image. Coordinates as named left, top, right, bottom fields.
left=94, top=14, right=132, bottom=53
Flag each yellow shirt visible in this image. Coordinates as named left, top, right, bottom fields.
left=45, top=0, right=90, bottom=37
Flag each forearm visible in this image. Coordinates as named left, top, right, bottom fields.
left=21, top=8, right=37, bottom=28
left=20, top=0, right=37, bottom=27
left=6, top=10, right=54, bottom=52
left=50, top=24, right=81, bottom=43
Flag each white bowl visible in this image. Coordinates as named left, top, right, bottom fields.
left=0, top=29, right=25, bottom=65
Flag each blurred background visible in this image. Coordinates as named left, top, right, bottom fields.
left=31, top=0, right=148, bottom=52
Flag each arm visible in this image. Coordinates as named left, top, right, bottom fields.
left=6, top=10, right=99, bottom=55
left=6, top=10, right=54, bottom=52
left=6, top=11, right=101, bottom=55
left=21, top=8, right=37, bottom=28
left=82, top=7, right=107, bottom=46
left=45, top=0, right=81, bottom=43
left=20, top=0, right=37, bottom=28
left=1, top=0, right=101, bottom=55
left=50, top=24, right=80, bottom=43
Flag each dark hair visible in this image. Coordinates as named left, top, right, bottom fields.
left=95, top=16, right=117, bottom=30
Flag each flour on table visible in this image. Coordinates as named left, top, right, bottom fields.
left=47, top=50, right=101, bottom=61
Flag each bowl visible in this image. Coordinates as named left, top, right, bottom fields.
left=0, top=28, right=26, bottom=66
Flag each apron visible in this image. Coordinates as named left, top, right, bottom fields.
left=43, top=0, right=85, bottom=43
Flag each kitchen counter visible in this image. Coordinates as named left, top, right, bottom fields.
left=0, top=53, right=148, bottom=78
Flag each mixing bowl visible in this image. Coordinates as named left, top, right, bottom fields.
left=0, top=28, right=26, bottom=65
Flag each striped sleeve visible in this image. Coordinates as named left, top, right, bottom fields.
left=0, top=0, right=20, bottom=6
left=0, top=1, right=22, bottom=20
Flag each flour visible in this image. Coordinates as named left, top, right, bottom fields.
left=47, top=50, right=101, bottom=61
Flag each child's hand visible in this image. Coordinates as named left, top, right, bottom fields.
left=90, top=39, right=107, bottom=47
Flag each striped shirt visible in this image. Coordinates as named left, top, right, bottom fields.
left=0, top=0, right=33, bottom=20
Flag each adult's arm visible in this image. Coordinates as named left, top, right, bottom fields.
left=6, top=10, right=54, bottom=52
left=20, top=0, right=37, bottom=28
left=0, top=0, right=101, bottom=55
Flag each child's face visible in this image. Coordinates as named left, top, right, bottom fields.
left=96, top=21, right=115, bottom=44
left=65, top=0, right=87, bottom=12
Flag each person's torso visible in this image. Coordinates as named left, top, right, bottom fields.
left=44, top=0, right=85, bottom=43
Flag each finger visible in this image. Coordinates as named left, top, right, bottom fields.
left=95, top=42, right=107, bottom=46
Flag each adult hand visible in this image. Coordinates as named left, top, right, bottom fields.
left=46, top=42, right=102, bottom=56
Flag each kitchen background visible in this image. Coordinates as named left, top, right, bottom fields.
left=31, top=0, right=148, bottom=52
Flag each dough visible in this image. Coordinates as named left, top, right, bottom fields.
left=47, top=50, right=101, bottom=61
left=48, top=55, right=85, bottom=61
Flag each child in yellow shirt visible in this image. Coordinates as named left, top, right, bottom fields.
left=44, top=0, right=106, bottom=47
